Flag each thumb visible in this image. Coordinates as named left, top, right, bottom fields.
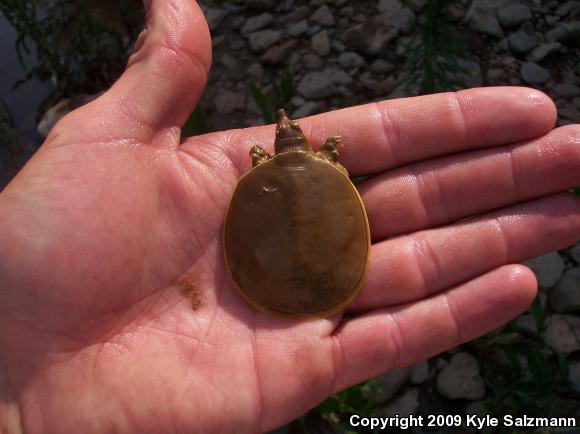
left=48, top=0, right=212, bottom=146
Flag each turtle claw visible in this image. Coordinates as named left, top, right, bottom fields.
left=250, top=145, right=272, bottom=167
left=318, top=136, right=341, bottom=163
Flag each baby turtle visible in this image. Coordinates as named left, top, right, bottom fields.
left=224, top=109, right=370, bottom=319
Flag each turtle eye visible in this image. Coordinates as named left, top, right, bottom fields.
left=290, top=121, right=301, bottom=130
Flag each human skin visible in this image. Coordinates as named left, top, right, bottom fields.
left=1, top=1, right=579, bottom=433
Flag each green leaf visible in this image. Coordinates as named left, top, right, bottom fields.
left=181, top=105, right=213, bottom=138
left=531, top=295, right=546, bottom=332
left=247, top=80, right=274, bottom=124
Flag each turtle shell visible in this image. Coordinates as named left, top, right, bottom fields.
left=224, top=151, right=370, bottom=319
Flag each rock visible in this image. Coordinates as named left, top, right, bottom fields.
left=370, top=59, right=394, bottom=74
left=311, top=30, right=331, bottom=57
left=556, top=1, right=580, bottom=17
left=396, top=36, right=412, bottom=56
left=546, top=21, right=580, bottom=42
left=279, top=5, right=310, bottom=24
left=240, top=0, right=273, bottom=11
left=361, top=367, right=410, bottom=403
left=558, top=102, right=580, bottom=125
left=459, top=59, right=483, bottom=87
left=410, top=360, right=429, bottom=384
left=291, top=96, right=305, bottom=107
left=297, top=71, right=337, bottom=98
left=448, top=3, right=466, bottom=21
left=37, top=93, right=100, bottom=137
left=311, top=5, right=335, bottom=26
left=220, top=53, right=239, bottom=70
left=340, top=6, right=354, bottom=17
left=542, top=314, right=580, bottom=353
left=352, top=13, right=367, bottom=24
left=360, top=72, right=380, bottom=91
left=380, top=388, right=419, bottom=417
left=501, top=56, right=518, bottom=69
left=559, top=101, right=580, bottom=122
left=241, top=13, right=274, bottom=35
left=553, top=83, right=580, bottom=99
left=550, top=268, right=580, bottom=313
left=487, top=68, right=504, bottom=81
left=248, top=29, right=282, bottom=52
left=287, top=19, right=308, bottom=37
left=332, top=40, right=346, bottom=52
left=261, top=39, right=298, bottom=65
left=570, top=361, right=580, bottom=391
left=524, top=252, right=565, bottom=289
left=436, top=353, right=485, bottom=400
left=292, top=101, right=319, bottom=119
left=230, top=38, right=245, bottom=51
left=306, top=24, right=323, bottom=37
left=546, top=14, right=560, bottom=25
left=509, top=30, right=539, bottom=53
left=325, top=68, right=353, bottom=85
left=377, top=0, right=399, bottom=12
left=530, top=42, right=562, bottom=62
left=338, top=51, right=365, bottom=68
left=515, top=314, right=538, bottom=335
left=230, top=16, right=245, bottom=29
left=465, top=0, right=513, bottom=38
left=203, top=7, right=228, bottom=31
left=214, top=89, right=245, bottom=114
left=521, top=61, right=551, bottom=84
left=497, top=37, right=510, bottom=51
left=302, top=53, right=324, bottom=70
left=571, top=243, right=580, bottom=262
left=407, top=0, right=427, bottom=12
left=343, top=18, right=399, bottom=55
left=376, top=1, right=416, bottom=33
left=497, top=3, right=532, bottom=28
left=247, top=62, right=264, bottom=77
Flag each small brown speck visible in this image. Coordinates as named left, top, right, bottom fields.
left=191, top=291, right=202, bottom=310
left=176, top=273, right=203, bottom=311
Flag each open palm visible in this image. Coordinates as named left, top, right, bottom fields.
left=1, top=1, right=579, bottom=433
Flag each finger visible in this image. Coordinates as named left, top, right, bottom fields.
left=331, top=264, right=536, bottom=392
left=361, top=124, right=580, bottom=240
left=186, top=87, right=556, bottom=176
left=47, top=0, right=211, bottom=146
left=351, top=193, right=580, bottom=311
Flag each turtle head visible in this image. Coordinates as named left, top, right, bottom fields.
left=274, top=109, right=312, bottom=154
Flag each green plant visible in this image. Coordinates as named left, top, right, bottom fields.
left=247, top=71, right=294, bottom=124
left=315, top=381, right=378, bottom=433
left=0, top=100, right=23, bottom=155
left=474, top=295, right=572, bottom=428
left=0, top=0, right=144, bottom=103
left=181, top=105, right=214, bottom=138
left=401, top=0, right=470, bottom=94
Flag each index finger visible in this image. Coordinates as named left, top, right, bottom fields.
left=195, top=87, right=556, bottom=176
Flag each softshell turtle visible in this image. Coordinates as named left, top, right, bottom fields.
left=223, top=109, right=370, bottom=319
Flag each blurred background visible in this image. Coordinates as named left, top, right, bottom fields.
left=0, top=0, right=579, bottom=432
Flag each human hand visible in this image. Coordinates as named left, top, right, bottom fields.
left=1, top=1, right=579, bottom=433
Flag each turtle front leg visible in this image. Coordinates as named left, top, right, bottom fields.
left=317, top=136, right=348, bottom=175
left=318, top=136, right=341, bottom=162
left=250, top=145, right=272, bottom=167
